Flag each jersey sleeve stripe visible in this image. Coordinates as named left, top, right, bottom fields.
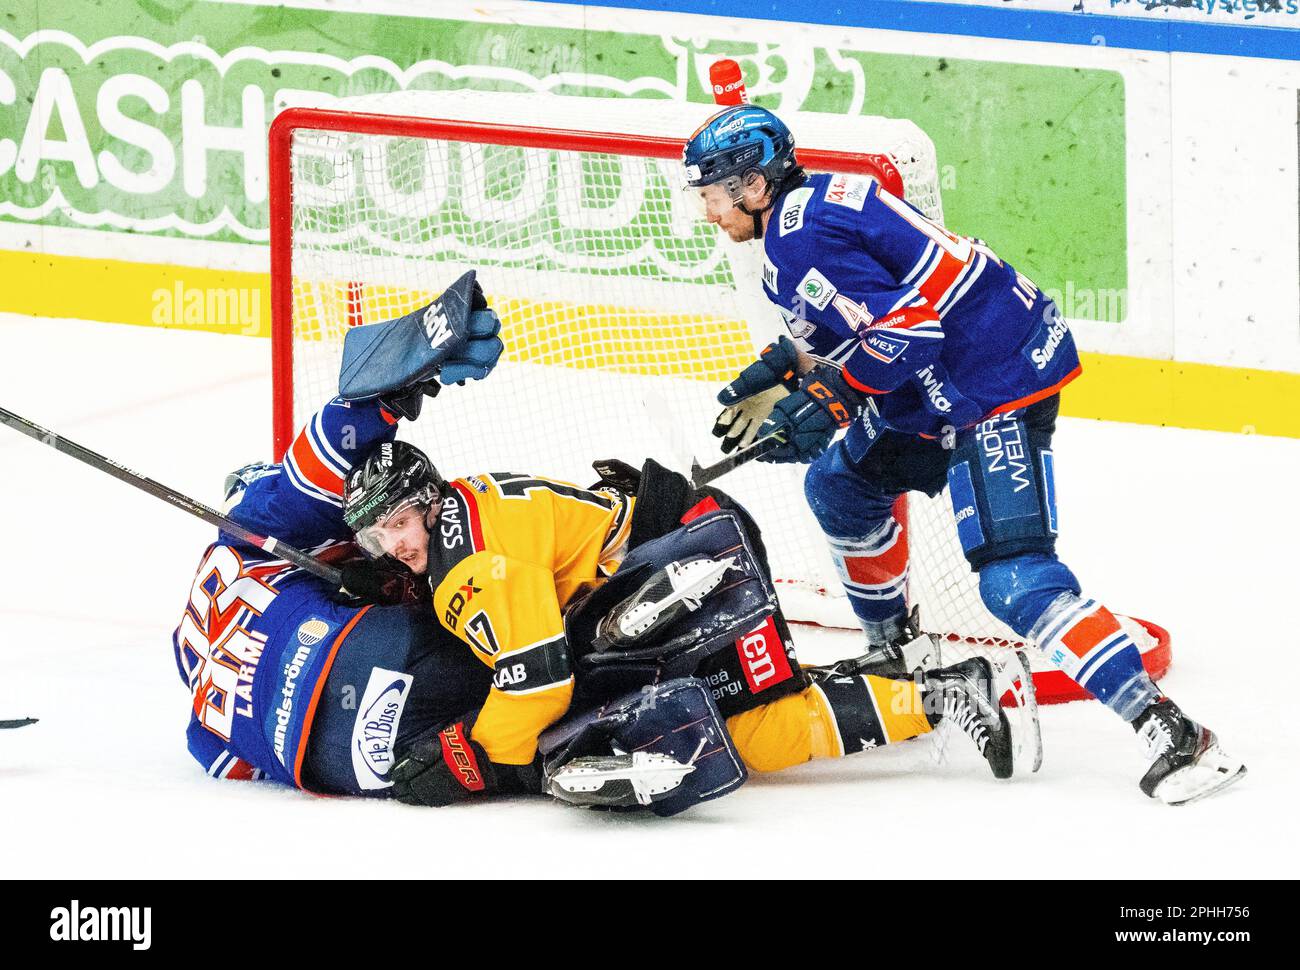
left=887, top=287, right=924, bottom=315
left=221, top=758, right=259, bottom=781
left=841, top=369, right=888, bottom=395
left=934, top=252, right=988, bottom=316
left=311, top=409, right=353, bottom=479
left=916, top=250, right=968, bottom=306
left=289, top=429, right=346, bottom=497
left=282, top=453, right=344, bottom=508
left=902, top=241, right=938, bottom=287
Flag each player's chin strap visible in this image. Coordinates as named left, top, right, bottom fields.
left=737, top=198, right=768, bottom=240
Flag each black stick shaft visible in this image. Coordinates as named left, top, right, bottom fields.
left=0, top=406, right=342, bottom=586
left=690, top=432, right=786, bottom=488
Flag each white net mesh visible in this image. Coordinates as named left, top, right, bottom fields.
left=277, top=90, right=1026, bottom=649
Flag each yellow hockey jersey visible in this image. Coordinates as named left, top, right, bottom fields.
left=426, top=473, right=633, bottom=766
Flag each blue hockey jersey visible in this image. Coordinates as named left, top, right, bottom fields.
left=761, top=172, right=1081, bottom=437
left=171, top=398, right=399, bottom=789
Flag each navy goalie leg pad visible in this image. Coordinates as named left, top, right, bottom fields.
left=567, top=509, right=778, bottom=676
left=539, top=678, right=747, bottom=817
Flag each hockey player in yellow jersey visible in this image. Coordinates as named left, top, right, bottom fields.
left=350, top=453, right=634, bottom=768
left=340, top=441, right=1037, bottom=814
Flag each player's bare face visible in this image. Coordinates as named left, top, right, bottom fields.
left=363, top=502, right=432, bottom=575
left=696, top=183, right=755, bottom=243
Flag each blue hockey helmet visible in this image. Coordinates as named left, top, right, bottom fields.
left=682, top=105, right=799, bottom=192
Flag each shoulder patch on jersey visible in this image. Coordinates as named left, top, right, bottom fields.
left=425, top=487, right=478, bottom=590
left=762, top=255, right=779, bottom=293
left=862, top=332, right=911, bottom=364
left=778, top=186, right=814, bottom=236
left=796, top=267, right=837, bottom=312
left=824, top=173, right=872, bottom=212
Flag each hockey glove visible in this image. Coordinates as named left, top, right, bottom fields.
left=375, top=306, right=503, bottom=420
left=332, top=559, right=423, bottom=607
left=376, top=381, right=440, bottom=422
left=340, top=271, right=506, bottom=421
left=390, top=721, right=541, bottom=807
left=713, top=336, right=802, bottom=454
left=758, top=364, right=865, bottom=463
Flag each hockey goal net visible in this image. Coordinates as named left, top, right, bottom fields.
left=269, top=90, right=1167, bottom=703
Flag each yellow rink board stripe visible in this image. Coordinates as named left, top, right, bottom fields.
left=2, top=248, right=1297, bottom=438
left=0, top=249, right=273, bottom=337
left=1063, top=352, right=1298, bottom=438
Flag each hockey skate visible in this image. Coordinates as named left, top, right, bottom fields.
left=924, top=656, right=1027, bottom=780
left=1132, top=698, right=1246, bottom=805
left=546, top=749, right=698, bottom=808
left=594, top=555, right=736, bottom=650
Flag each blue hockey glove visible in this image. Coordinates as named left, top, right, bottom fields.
left=758, top=364, right=865, bottom=463
left=713, top=336, right=803, bottom=454
left=340, top=270, right=506, bottom=420
left=717, top=335, right=802, bottom=406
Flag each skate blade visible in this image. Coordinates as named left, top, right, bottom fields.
left=1006, top=650, right=1043, bottom=775
left=1154, top=742, right=1247, bottom=806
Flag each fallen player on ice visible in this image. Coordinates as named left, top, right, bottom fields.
left=173, top=271, right=1037, bottom=815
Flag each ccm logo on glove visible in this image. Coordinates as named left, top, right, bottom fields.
left=804, top=379, right=852, bottom=426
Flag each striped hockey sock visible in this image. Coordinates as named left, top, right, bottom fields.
left=826, top=516, right=910, bottom=645
left=1029, top=593, right=1160, bottom=720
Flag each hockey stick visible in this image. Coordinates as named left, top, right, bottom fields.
left=689, top=431, right=787, bottom=488
left=0, top=718, right=38, bottom=730
left=0, top=406, right=343, bottom=587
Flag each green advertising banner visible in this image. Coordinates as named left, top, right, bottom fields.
left=0, top=2, right=1127, bottom=320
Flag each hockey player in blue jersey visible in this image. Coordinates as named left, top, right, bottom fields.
left=683, top=104, right=1244, bottom=804
left=171, top=273, right=515, bottom=796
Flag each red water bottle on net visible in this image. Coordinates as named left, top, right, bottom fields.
left=709, top=59, right=749, bottom=106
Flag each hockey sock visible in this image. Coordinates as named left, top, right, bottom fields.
left=726, top=676, right=930, bottom=772
left=1029, top=593, right=1161, bottom=721
left=825, top=516, right=910, bottom=645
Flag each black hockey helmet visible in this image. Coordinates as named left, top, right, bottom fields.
left=343, top=440, right=446, bottom=556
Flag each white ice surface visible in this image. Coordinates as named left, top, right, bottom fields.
left=1, top=313, right=1297, bottom=879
